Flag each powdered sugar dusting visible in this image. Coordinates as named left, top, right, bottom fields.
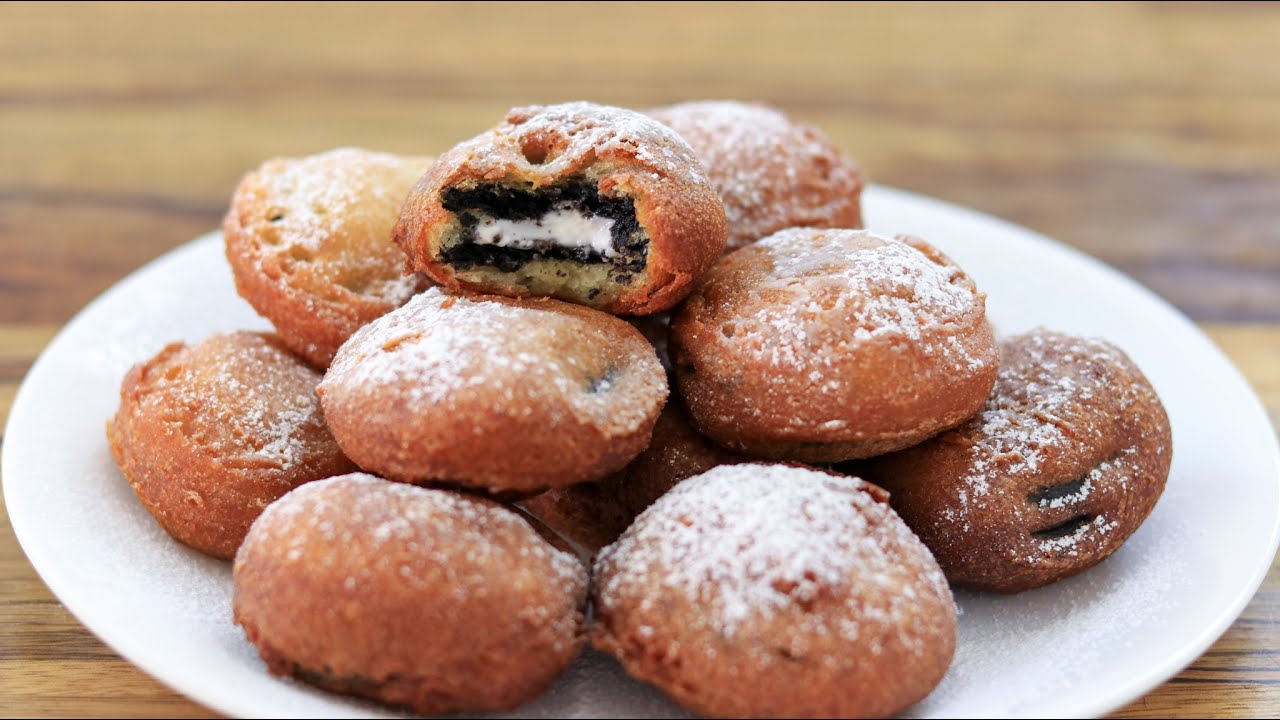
left=252, top=147, right=429, bottom=305
left=261, top=149, right=376, bottom=246
left=223, top=402, right=312, bottom=470
left=955, top=331, right=1138, bottom=517
left=159, top=333, right=335, bottom=472
left=458, top=102, right=709, bottom=187
left=1037, top=449, right=1136, bottom=511
left=322, top=288, right=664, bottom=431
left=650, top=100, right=862, bottom=247
left=597, top=464, right=952, bottom=641
left=249, top=473, right=584, bottom=595
left=915, top=530, right=1186, bottom=718
left=728, top=230, right=989, bottom=385
left=1037, top=515, right=1121, bottom=555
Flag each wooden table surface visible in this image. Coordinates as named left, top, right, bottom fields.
left=2, top=2, right=1277, bottom=717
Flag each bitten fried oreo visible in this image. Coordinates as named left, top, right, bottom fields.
left=224, top=148, right=435, bottom=367
left=649, top=100, right=864, bottom=250
left=592, top=464, right=957, bottom=718
left=672, top=228, right=999, bottom=462
left=233, top=473, right=588, bottom=715
left=394, top=102, right=728, bottom=315
left=107, top=331, right=355, bottom=559
left=317, top=287, right=668, bottom=495
left=868, top=329, right=1172, bottom=593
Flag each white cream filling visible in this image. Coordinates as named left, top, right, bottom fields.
left=472, top=209, right=618, bottom=258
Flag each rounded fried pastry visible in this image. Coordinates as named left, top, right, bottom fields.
left=233, top=473, right=588, bottom=714
left=394, top=102, right=728, bottom=315
left=107, top=331, right=355, bottom=559
left=868, top=328, right=1172, bottom=593
left=649, top=100, right=864, bottom=250
left=672, top=228, right=998, bottom=462
left=224, top=148, right=435, bottom=367
left=318, top=287, right=668, bottom=495
left=592, top=463, right=957, bottom=718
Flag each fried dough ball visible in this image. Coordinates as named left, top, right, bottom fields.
left=224, top=148, right=434, bottom=366
left=650, top=100, right=864, bottom=250
left=868, top=329, right=1172, bottom=593
left=672, top=228, right=998, bottom=462
left=108, top=331, right=354, bottom=559
left=233, top=473, right=588, bottom=714
left=394, top=102, right=727, bottom=314
left=592, top=464, right=956, bottom=718
left=318, top=288, right=667, bottom=495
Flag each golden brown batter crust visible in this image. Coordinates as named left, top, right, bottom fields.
left=233, top=474, right=588, bottom=714
left=518, top=481, right=634, bottom=558
left=318, top=288, right=668, bottom=494
left=592, top=464, right=956, bottom=718
left=519, top=401, right=749, bottom=555
left=107, top=331, right=355, bottom=559
left=223, top=148, right=434, bottom=367
left=672, top=228, right=998, bottom=462
left=868, top=329, right=1172, bottom=593
left=611, top=400, right=749, bottom=516
left=649, top=100, right=864, bottom=250
left=394, top=102, right=727, bottom=314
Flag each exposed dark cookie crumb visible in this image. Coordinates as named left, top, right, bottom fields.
left=586, top=366, right=619, bottom=394
left=440, top=180, right=648, bottom=279
left=1026, top=477, right=1089, bottom=506
left=1032, top=513, right=1095, bottom=539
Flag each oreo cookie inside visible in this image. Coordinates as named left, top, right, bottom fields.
left=440, top=181, right=648, bottom=279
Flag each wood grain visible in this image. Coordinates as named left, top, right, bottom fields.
left=1, top=2, right=1277, bottom=718
left=1, top=2, right=1278, bottom=325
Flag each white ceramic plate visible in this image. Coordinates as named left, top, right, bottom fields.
left=5, top=185, right=1278, bottom=719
